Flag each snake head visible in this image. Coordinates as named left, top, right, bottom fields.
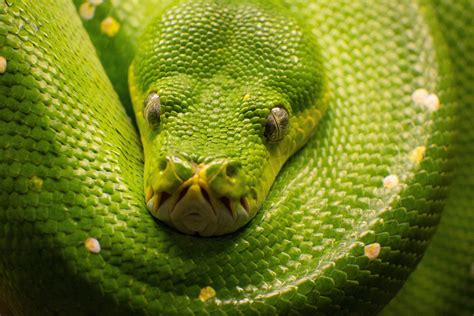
left=129, top=0, right=327, bottom=236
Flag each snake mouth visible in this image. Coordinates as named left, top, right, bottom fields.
left=146, top=181, right=251, bottom=236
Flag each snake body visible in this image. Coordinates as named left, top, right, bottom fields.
left=0, top=0, right=473, bottom=315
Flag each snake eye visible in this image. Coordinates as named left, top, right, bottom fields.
left=143, top=92, right=161, bottom=129
left=264, top=106, right=289, bottom=143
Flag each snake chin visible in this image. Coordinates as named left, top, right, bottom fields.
left=146, top=184, right=252, bottom=237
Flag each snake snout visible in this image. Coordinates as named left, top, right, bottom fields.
left=146, top=157, right=254, bottom=236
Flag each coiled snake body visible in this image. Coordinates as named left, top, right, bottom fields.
left=0, top=0, right=473, bottom=315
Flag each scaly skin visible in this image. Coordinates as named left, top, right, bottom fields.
left=0, top=0, right=473, bottom=315
left=130, top=0, right=326, bottom=236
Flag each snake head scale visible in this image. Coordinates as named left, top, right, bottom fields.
left=129, top=0, right=327, bottom=236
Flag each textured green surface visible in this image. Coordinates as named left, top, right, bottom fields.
left=0, top=1, right=144, bottom=314
left=382, top=0, right=474, bottom=314
left=131, top=0, right=327, bottom=235
left=70, top=0, right=176, bottom=117
left=0, top=0, right=472, bottom=315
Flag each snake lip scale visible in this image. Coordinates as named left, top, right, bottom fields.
left=146, top=165, right=252, bottom=236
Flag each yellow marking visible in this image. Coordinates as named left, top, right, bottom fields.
left=84, top=238, right=101, bottom=254
left=364, top=243, right=381, bottom=261
left=101, top=17, right=120, bottom=37
left=242, top=94, right=251, bottom=101
left=29, top=175, right=43, bottom=191
left=79, top=2, right=95, bottom=20
left=410, top=146, right=426, bottom=164
left=199, top=286, right=216, bottom=302
left=0, top=56, right=7, bottom=74
left=383, top=175, right=399, bottom=189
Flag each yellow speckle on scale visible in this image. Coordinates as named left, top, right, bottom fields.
left=383, top=174, right=399, bottom=189
left=79, top=2, right=95, bottom=20
left=0, top=56, right=7, bottom=74
left=101, top=17, right=120, bottom=37
left=411, top=89, right=429, bottom=104
left=29, top=175, right=43, bottom=191
left=410, top=146, right=426, bottom=163
left=364, top=243, right=381, bottom=261
left=424, top=93, right=440, bottom=111
left=412, top=88, right=440, bottom=111
left=199, top=286, right=216, bottom=302
left=84, top=238, right=101, bottom=254
left=243, top=94, right=251, bottom=101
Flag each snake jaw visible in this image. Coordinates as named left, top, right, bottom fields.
left=146, top=183, right=252, bottom=236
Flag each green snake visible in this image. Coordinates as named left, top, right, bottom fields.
left=0, top=0, right=473, bottom=315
